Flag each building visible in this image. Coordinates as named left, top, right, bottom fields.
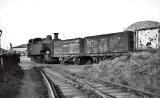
left=13, top=44, right=27, bottom=55
left=125, top=20, right=160, bottom=31
left=0, top=48, right=8, bottom=53
left=125, top=20, right=160, bottom=50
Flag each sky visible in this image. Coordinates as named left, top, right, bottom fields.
left=0, top=0, right=160, bottom=49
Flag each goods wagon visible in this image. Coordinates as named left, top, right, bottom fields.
left=84, top=31, right=134, bottom=54
left=84, top=31, right=134, bottom=63
left=134, top=27, right=160, bottom=50
left=53, top=38, right=85, bottom=64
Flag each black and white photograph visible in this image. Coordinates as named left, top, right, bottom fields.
left=0, top=0, right=160, bottom=98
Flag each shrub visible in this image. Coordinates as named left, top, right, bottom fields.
left=77, top=51, right=160, bottom=94
left=0, top=65, right=24, bottom=98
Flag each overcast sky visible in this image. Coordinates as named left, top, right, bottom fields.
left=0, top=0, right=160, bottom=49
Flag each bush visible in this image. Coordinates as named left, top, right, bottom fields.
left=77, top=51, right=160, bottom=94
left=0, top=65, right=24, bottom=98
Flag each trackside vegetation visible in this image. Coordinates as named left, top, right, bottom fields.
left=0, top=53, right=23, bottom=98
left=76, top=50, right=160, bottom=95
left=0, top=65, right=24, bottom=98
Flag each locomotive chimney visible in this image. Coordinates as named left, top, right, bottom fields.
left=53, top=33, right=60, bottom=40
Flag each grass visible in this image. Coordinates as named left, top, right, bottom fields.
left=0, top=65, right=24, bottom=98
left=75, top=50, right=160, bottom=94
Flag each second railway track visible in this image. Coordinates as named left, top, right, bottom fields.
left=36, top=68, right=61, bottom=98
left=41, top=67, right=99, bottom=98
left=43, top=67, right=134, bottom=98
left=40, top=65, right=160, bottom=98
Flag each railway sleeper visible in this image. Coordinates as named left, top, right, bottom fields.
left=57, top=70, right=114, bottom=98
left=47, top=69, right=103, bottom=97
left=55, top=66, right=160, bottom=98
left=51, top=68, right=105, bottom=97
left=63, top=75, right=103, bottom=97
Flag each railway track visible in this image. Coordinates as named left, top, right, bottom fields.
left=42, top=66, right=160, bottom=98
left=36, top=68, right=61, bottom=98
left=42, top=67, right=114, bottom=98
left=43, top=69, right=90, bottom=98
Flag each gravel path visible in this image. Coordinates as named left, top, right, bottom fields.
left=16, top=69, right=38, bottom=98
left=16, top=60, right=48, bottom=98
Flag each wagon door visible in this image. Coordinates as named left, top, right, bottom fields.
left=135, top=28, right=159, bottom=50
left=100, top=37, right=109, bottom=53
left=108, top=34, right=125, bottom=52
left=85, top=37, right=100, bottom=54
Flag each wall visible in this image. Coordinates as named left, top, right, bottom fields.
left=13, top=48, right=27, bottom=55
left=136, top=28, right=159, bottom=50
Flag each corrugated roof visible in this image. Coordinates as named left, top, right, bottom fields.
left=125, top=21, right=160, bottom=31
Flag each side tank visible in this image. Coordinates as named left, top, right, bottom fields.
left=43, top=33, right=61, bottom=63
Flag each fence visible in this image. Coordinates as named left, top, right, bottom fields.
left=0, top=53, right=20, bottom=69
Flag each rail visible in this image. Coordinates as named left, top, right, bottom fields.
left=52, top=66, right=115, bottom=98
left=36, top=67, right=60, bottom=98
left=64, top=71, right=115, bottom=98
left=54, top=66, right=160, bottom=98
left=97, top=79, right=160, bottom=98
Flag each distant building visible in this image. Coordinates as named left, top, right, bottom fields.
left=124, top=21, right=160, bottom=31
left=0, top=48, right=8, bottom=53
left=13, top=44, right=27, bottom=55
left=125, top=21, right=160, bottom=50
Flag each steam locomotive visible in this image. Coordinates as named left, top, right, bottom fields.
left=27, top=27, right=160, bottom=64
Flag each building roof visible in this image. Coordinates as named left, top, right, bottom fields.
left=0, top=48, right=8, bottom=52
left=13, top=44, right=27, bottom=48
left=125, top=21, right=160, bottom=31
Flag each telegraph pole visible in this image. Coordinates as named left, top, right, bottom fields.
left=0, top=29, right=3, bottom=69
left=0, top=29, right=2, bottom=54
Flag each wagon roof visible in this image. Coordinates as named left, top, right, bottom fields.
left=60, top=37, right=82, bottom=41
left=85, top=31, right=132, bottom=38
left=125, top=20, right=160, bottom=31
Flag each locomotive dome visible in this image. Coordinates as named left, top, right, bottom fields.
left=125, top=20, right=160, bottom=31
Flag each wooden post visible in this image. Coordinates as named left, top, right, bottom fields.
left=0, top=30, right=3, bottom=69
left=0, top=55, right=4, bottom=70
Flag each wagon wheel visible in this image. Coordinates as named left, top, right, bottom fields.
left=86, top=58, right=93, bottom=64
left=74, top=58, right=81, bottom=65
left=60, top=60, right=66, bottom=65
left=93, top=57, right=98, bottom=63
